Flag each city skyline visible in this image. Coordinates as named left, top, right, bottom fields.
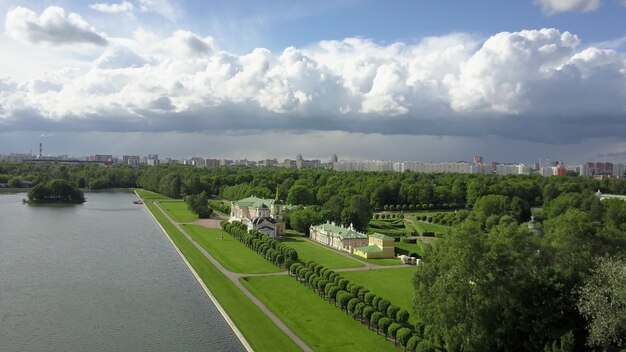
left=1, top=1, right=626, bottom=162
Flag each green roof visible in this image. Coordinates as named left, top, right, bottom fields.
left=369, top=233, right=395, bottom=241
left=234, top=196, right=293, bottom=210
left=354, top=245, right=383, bottom=253
left=311, top=222, right=368, bottom=239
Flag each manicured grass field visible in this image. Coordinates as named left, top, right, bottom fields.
left=134, top=189, right=172, bottom=200
left=395, top=241, right=425, bottom=257
left=143, top=200, right=300, bottom=352
left=160, top=200, right=199, bottom=223
left=350, top=255, right=403, bottom=266
left=241, top=275, right=398, bottom=351
left=182, top=224, right=282, bottom=274
left=368, top=219, right=408, bottom=237
left=341, top=267, right=417, bottom=313
left=280, top=237, right=364, bottom=269
left=412, top=221, right=452, bottom=237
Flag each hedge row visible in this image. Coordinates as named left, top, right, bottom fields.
left=288, top=261, right=424, bottom=350
left=210, top=200, right=231, bottom=214
left=220, top=220, right=298, bottom=269
left=416, top=210, right=469, bottom=227
left=382, top=203, right=463, bottom=211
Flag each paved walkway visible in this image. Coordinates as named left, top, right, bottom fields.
left=153, top=202, right=313, bottom=352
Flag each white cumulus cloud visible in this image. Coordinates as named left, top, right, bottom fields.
left=1, top=22, right=626, bottom=145
left=5, top=6, right=108, bottom=46
left=535, top=0, right=601, bottom=14
left=90, top=1, right=135, bottom=14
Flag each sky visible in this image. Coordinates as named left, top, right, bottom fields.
left=1, top=0, right=626, bottom=164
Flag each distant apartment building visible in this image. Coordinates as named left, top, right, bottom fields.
left=122, top=155, right=140, bottom=166
left=581, top=162, right=624, bottom=178
left=90, top=155, right=113, bottom=162
left=205, top=159, right=220, bottom=168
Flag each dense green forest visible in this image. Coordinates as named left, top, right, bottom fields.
left=3, top=162, right=626, bottom=350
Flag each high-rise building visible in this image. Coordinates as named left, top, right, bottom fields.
left=474, top=155, right=483, bottom=164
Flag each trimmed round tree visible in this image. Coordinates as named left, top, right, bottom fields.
left=364, top=293, right=376, bottom=306
left=370, top=312, right=384, bottom=331
left=388, top=323, right=402, bottom=345
left=407, top=335, right=421, bottom=351
left=377, top=299, right=390, bottom=313
left=357, top=288, right=370, bottom=301
left=372, top=296, right=381, bottom=309
left=337, top=291, right=353, bottom=312
left=362, top=306, right=375, bottom=322
left=397, top=328, right=412, bottom=348
left=378, top=317, right=393, bottom=337
left=387, top=305, right=401, bottom=320
left=347, top=297, right=359, bottom=315
left=327, top=285, right=340, bottom=301
left=354, top=302, right=366, bottom=320
left=396, top=309, right=410, bottom=326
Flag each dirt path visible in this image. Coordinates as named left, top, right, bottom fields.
left=153, top=202, right=313, bottom=352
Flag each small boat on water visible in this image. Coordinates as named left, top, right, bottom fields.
left=133, top=200, right=143, bottom=205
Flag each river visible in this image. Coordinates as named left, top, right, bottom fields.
left=0, top=192, right=243, bottom=352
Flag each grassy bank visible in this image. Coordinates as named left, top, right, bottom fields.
left=182, top=225, right=282, bottom=274
left=142, top=198, right=300, bottom=352
left=241, top=275, right=398, bottom=351
left=281, top=237, right=364, bottom=269
left=341, top=267, right=417, bottom=313
left=160, top=200, right=199, bottom=223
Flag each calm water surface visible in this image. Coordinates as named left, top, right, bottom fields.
left=0, top=192, right=243, bottom=352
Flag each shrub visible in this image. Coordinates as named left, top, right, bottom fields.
left=354, top=302, right=366, bottom=318
left=387, top=305, right=400, bottom=319
left=362, top=306, right=375, bottom=321
left=396, top=309, right=410, bottom=325
left=327, top=285, right=340, bottom=300
left=370, top=312, right=384, bottom=329
left=378, top=317, right=393, bottom=336
left=409, top=204, right=415, bottom=210
left=377, top=299, right=391, bottom=313
left=423, top=231, right=435, bottom=237
left=372, top=296, right=381, bottom=309
left=347, top=297, right=359, bottom=314
left=407, top=335, right=422, bottom=351
left=357, top=288, right=370, bottom=301
left=397, top=328, right=412, bottom=347
left=383, top=205, right=389, bottom=211
left=415, top=339, right=435, bottom=352
left=388, top=323, right=402, bottom=343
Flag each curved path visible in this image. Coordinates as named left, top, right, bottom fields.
left=153, top=202, right=313, bottom=352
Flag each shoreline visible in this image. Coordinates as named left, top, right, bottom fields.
left=135, top=190, right=253, bottom=352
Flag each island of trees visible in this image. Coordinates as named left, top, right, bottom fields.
left=27, top=179, right=85, bottom=204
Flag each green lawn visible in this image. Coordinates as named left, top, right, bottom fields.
left=182, top=224, right=282, bottom=274
left=412, top=221, right=452, bottom=237
left=280, top=237, right=364, bottom=269
left=395, top=241, right=425, bottom=257
left=134, top=189, right=172, bottom=200
left=350, top=255, right=403, bottom=266
left=367, top=219, right=408, bottom=237
left=341, top=267, right=417, bottom=313
left=241, top=275, right=398, bottom=351
left=143, top=200, right=300, bottom=352
left=160, top=200, right=199, bottom=223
